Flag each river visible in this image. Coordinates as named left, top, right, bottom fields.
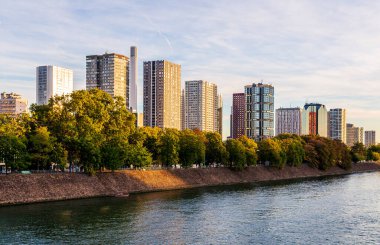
left=1, top=172, right=380, bottom=244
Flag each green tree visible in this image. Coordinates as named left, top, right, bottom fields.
left=101, top=137, right=129, bottom=171
left=179, top=130, right=205, bottom=168
left=237, top=135, right=258, bottom=166
left=28, top=127, right=54, bottom=170
left=126, top=144, right=153, bottom=169
left=205, top=132, right=227, bottom=166
left=158, top=128, right=180, bottom=168
left=350, top=142, right=366, bottom=163
left=225, top=139, right=246, bottom=170
left=258, top=139, right=286, bottom=169
left=278, top=138, right=305, bottom=167
left=30, top=89, right=135, bottom=173
left=0, top=134, right=28, bottom=172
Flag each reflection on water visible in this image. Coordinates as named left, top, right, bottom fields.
left=1, top=173, right=380, bottom=244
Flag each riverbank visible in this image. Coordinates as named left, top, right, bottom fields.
left=1, top=162, right=380, bottom=206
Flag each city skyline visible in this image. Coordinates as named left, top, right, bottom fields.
left=1, top=1, right=380, bottom=141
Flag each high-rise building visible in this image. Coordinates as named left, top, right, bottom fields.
left=276, top=107, right=302, bottom=135
left=245, top=83, right=274, bottom=141
left=36, top=65, right=73, bottom=105
left=182, top=80, right=219, bottom=133
left=86, top=53, right=129, bottom=107
left=129, top=46, right=138, bottom=112
left=0, top=92, right=28, bottom=116
left=230, top=93, right=245, bottom=139
left=329, top=108, right=346, bottom=143
left=346, top=123, right=364, bottom=147
left=217, top=94, right=223, bottom=137
left=301, top=103, right=328, bottom=137
left=365, top=130, right=376, bottom=147
left=143, top=60, right=181, bottom=129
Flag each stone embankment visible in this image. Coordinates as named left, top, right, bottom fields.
left=1, top=162, right=379, bottom=206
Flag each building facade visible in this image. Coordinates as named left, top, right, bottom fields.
left=143, top=60, right=181, bottom=129
left=129, top=46, right=138, bottom=112
left=36, top=65, right=73, bottom=105
left=217, top=94, right=223, bottom=136
left=245, top=83, right=274, bottom=141
left=182, top=80, right=219, bottom=133
left=275, top=107, right=302, bottom=135
left=365, top=130, right=376, bottom=147
left=230, top=93, right=245, bottom=139
left=329, top=108, right=346, bottom=143
left=0, top=92, right=28, bottom=116
left=301, top=103, right=328, bottom=137
left=86, top=53, right=129, bottom=107
left=346, top=123, right=364, bottom=147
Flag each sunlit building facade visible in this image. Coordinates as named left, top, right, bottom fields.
left=329, top=108, right=346, bottom=144
left=301, top=103, right=328, bottom=137
left=36, top=65, right=73, bottom=105
left=276, top=107, right=302, bottom=135
left=0, top=92, right=28, bottom=116
left=143, top=60, right=181, bottom=129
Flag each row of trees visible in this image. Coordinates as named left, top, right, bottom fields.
left=0, top=89, right=378, bottom=174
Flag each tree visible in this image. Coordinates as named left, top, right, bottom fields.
left=28, top=127, right=54, bottom=170
left=29, top=89, right=135, bottom=173
left=158, top=128, right=180, bottom=167
left=205, top=132, right=227, bottom=166
left=278, top=137, right=305, bottom=167
left=258, top=139, right=286, bottom=169
left=0, top=134, right=28, bottom=172
left=179, top=129, right=205, bottom=168
left=125, top=144, right=153, bottom=169
left=138, top=127, right=162, bottom=162
left=225, top=139, right=246, bottom=170
left=367, top=145, right=380, bottom=161
left=350, top=142, right=366, bottom=163
left=237, top=135, right=258, bottom=166
left=101, top=137, right=129, bottom=171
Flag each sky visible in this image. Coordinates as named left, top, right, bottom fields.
left=0, top=0, right=379, bottom=142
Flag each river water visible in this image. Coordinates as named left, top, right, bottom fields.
left=1, top=172, right=380, bottom=244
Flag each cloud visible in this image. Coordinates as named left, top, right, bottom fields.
left=1, top=0, right=380, bottom=142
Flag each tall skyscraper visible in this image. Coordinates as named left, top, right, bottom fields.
left=129, top=46, right=138, bottom=112
left=143, top=60, right=181, bottom=129
left=245, top=83, right=274, bottom=141
left=329, top=108, right=346, bottom=143
left=217, top=94, right=223, bottom=137
left=276, top=107, right=302, bottom=135
left=365, top=130, right=376, bottom=147
left=86, top=53, right=129, bottom=107
left=346, top=123, right=364, bottom=147
left=301, top=103, right=328, bottom=137
left=36, top=65, right=73, bottom=105
left=0, top=92, right=28, bottom=116
left=182, top=80, right=219, bottom=133
left=230, top=93, right=245, bottom=139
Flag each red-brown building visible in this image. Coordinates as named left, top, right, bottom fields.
left=230, top=93, right=245, bottom=139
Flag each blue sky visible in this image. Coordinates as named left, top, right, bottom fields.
left=1, top=0, right=379, bottom=141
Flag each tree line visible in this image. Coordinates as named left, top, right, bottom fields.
left=0, top=89, right=378, bottom=174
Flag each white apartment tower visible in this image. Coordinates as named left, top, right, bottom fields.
left=36, top=65, right=73, bottom=105
left=129, top=46, right=138, bottom=112
left=276, top=107, right=302, bottom=135
left=182, top=80, right=219, bottom=133
left=329, top=108, right=347, bottom=144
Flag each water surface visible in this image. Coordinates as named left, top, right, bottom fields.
left=1, top=173, right=380, bottom=244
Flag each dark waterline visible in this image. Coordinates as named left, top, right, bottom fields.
left=1, top=173, right=380, bottom=244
